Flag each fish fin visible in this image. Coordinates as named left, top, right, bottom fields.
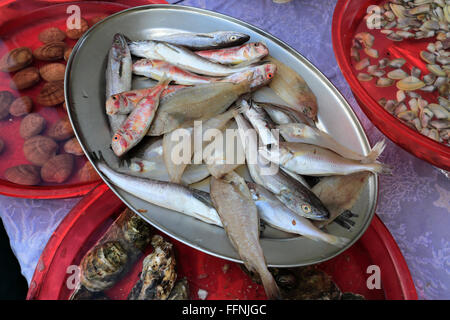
left=333, top=210, right=358, bottom=230
left=192, top=190, right=214, bottom=207
left=259, top=269, right=281, bottom=300
left=160, top=42, right=181, bottom=54
left=327, top=235, right=351, bottom=248
left=363, top=139, right=386, bottom=163
left=235, top=99, right=251, bottom=115
left=90, top=150, right=103, bottom=163
left=122, top=34, right=133, bottom=44
left=230, top=60, right=268, bottom=69
left=370, top=161, right=392, bottom=175
left=196, top=33, right=215, bottom=39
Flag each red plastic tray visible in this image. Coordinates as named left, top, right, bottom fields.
left=332, top=0, right=450, bottom=171
left=27, top=184, right=418, bottom=300
left=0, top=0, right=165, bottom=199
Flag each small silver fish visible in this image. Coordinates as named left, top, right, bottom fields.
left=234, top=112, right=329, bottom=220
left=128, top=40, right=255, bottom=76
left=196, top=42, right=268, bottom=65
left=248, top=183, right=349, bottom=247
left=210, top=171, right=280, bottom=300
left=98, top=161, right=222, bottom=227
left=105, top=33, right=132, bottom=134
left=148, top=31, right=250, bottom=50
left=241, top=100, right=279, bottom=146
left=278, top=123, right=386, bottom=163
left=254, top=101, right=315, bottom=127
left=119, top=138, right=210, bottom=185
left=260, top=142, right=391, bottom=176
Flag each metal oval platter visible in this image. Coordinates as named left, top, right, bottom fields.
left=66, top=4, right=377, bottom=267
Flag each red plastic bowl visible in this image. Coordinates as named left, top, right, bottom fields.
left=332, top=0, right=450, bottom=171
left=0, top=0, right=165, bottom=199
left=27, top=185, right=417, bottom=300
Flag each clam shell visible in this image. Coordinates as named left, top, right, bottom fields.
left=355, top=32, right=375, bottom=48
left=388, top=58, right=406, bottom=68
left=422, top=48, right=437, bottom=60
left=23, top=135, right=57, bottom=166
left=428, top=103, right=450, bottom=119
left=427, top=64, right=447, bottom=76
left=357, top=73, right=373, bottom=81
left=364, top=47, right=379, bottom=58
left=397, top=110, right=417, bottom=121
left=37, top=81, right=64, bottom=106
left=396, top=76, right=426, bottom=90
left=33, top=42, right=66, bottom=61
left=387, top=69, right=409, bottom=80
left=41, top=154, right=74, bottom=183
left=430, top=119, right=450, bottom=129
left=4, top=165, right=41, bottom=186
left=376, top=77, right=394, bottom=87
left=355, top=58, right=370, bottom=71
left=0, top=47, right=33, bottom=72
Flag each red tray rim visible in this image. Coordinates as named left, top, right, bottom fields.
left=331, top=0, right=450, bottom=171
left=27, top=184, right=418, bottom=300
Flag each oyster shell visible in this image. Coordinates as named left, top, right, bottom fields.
left=272, top=266, right=343, bottom=300
left=168, top=278, right=190, bottom=300
left=128, top=235, right=177, bottom=300
left=70, top=209, right=152, bottom=298
left=80, top=241, right=129, bottom=292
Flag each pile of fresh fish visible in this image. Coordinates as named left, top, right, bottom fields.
left=98, top=30, right=391, bottom=300
left=70, top=208, right=189, bottom=300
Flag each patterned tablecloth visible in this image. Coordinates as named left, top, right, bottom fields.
left=0, top=0, right=448, bottom=300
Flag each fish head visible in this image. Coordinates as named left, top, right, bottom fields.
left=279, top=190, right=330, bottom=221
left=111, top=132, right=129, bottom=156
left=132, top=58, right=151, bottom=70
left=111, top=33, right=130, bottom=59
left=248, top=42, right=269, bottom=60
left=298, top=199, right=329, bottom=220
left=258, top=143, right=291, bottom=166
left=106, top=94, right=126, bottom=115
left=247, top=63, right=277, bottom=90
left=215, top=31, right=250, bottom=46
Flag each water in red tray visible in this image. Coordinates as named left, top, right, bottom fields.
left=0, top=1, right=164, bottom=198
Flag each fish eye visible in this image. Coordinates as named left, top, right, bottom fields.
left=229, top=35, right=237, bottom=41
left=113, top=135, right=119, bottom=141
left=112, top=96, right=118, bottom=100
left=301, top=204, right=311, bottom=213
left=267, top=72, right=274, bottom=79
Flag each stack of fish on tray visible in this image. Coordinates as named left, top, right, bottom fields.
left=70, top=208, right=188, bottom=300
left=95, top=31, right=390, bottom=300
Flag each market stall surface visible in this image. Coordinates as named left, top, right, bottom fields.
left=0, top=0, right=448, bottom=300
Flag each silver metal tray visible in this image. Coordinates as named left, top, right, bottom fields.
left=65, top=4, right=377, bottom=267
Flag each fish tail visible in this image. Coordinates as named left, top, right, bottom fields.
left=259, top=269, right=281, bottom=300
left=315, top=233, right=351, bottom=248
left=363, top=139, right=386, bottom=163
left=158, top=73, right=172, bottom=87
left=234, top=99, right=250, bottom=115
left=369, top=161, right=392, bottom=175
